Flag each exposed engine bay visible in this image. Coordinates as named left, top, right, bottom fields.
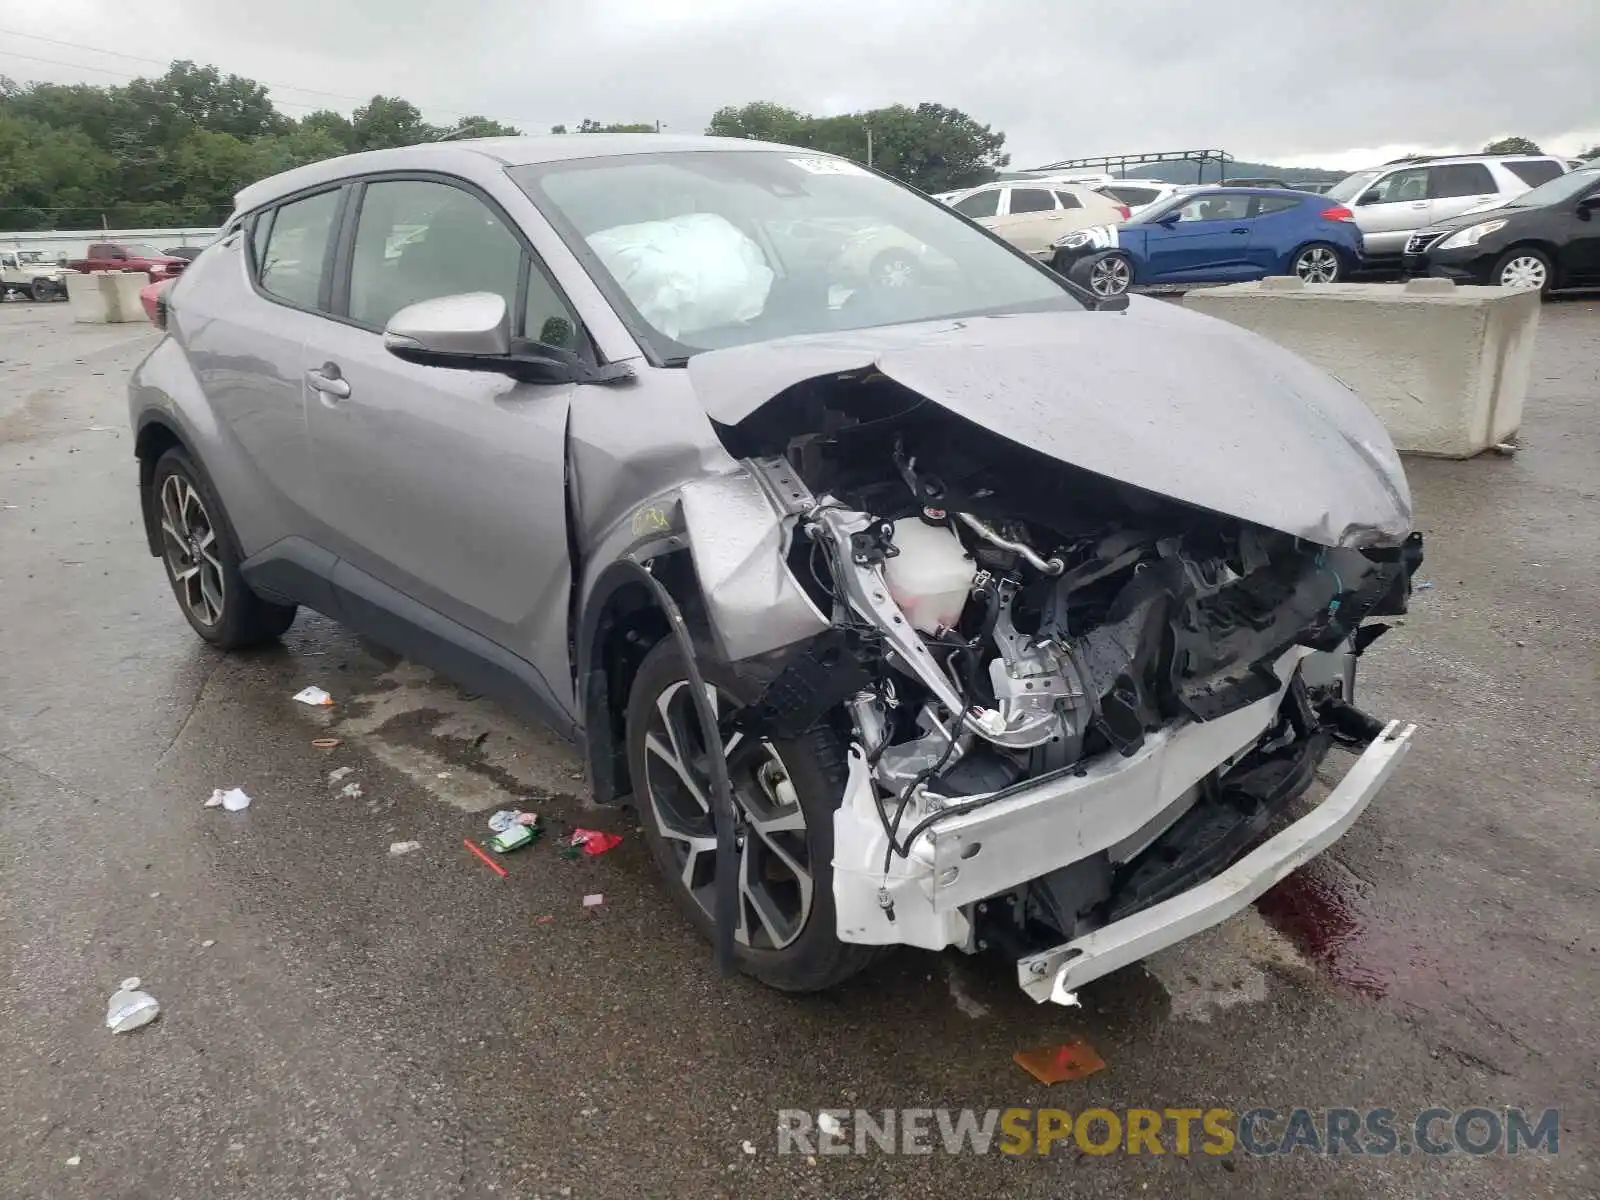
left=717, top=369, right=1422, bottom=982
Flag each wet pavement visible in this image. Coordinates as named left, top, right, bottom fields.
left=1, top=297, right=1596, bottom=1198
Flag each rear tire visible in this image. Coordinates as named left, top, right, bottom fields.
left=1492, top=247, right=1553, bottom=295
left=625, top=638, right=878, bottom=992
left=1292, top=242, right=1342, bottom=283
left=150, top=447, right=297, bottom=649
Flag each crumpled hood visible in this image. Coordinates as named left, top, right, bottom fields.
left=686, top=300, right=1413, bottom=548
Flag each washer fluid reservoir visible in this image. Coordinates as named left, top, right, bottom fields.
left=882, top=520, right=975, bottom=634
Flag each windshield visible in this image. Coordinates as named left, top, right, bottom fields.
left=121, top=244, right=165, bottom=258
left=17, top=250, right=45, bottom=263
left=1325, top=170, right=1384, bottom=204
left=1503, top=165, right=1600, bottom=208
left=509, top=151, right=1079, bottom=362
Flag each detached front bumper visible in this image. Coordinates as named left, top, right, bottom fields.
left=1017, top=720, right=1415, bottom=1003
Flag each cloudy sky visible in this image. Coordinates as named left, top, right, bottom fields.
left=4, top=0, right=1597, bottom=171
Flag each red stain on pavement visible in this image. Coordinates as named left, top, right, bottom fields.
left=1256, top=859, right=1448, bottom=1004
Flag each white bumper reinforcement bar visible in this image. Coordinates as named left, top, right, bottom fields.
left=1017, top=720, right=1417, bottom=1004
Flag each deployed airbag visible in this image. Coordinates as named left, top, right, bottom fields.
left=587, top=213, right=774, bottom=340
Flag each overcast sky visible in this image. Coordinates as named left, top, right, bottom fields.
left=4, top=0, right=1597, bottom=172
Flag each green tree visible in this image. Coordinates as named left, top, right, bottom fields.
left=705, top=100, right=1008, bottom=191
left=253, top=126, right=348, bottom=176
left=1580, top=145, right=1600, bottom=160
left=169, top=128, right=269, bottom=218
left=350, top=96, right=441, bottom=150
left=564, top=118, right=656, bottom=133
left=0, top=114, right=115, bottom=228
left=706, top=102, right=810, bottom=145
left=300, top=109, right=357, bottom=152
left=1482, top=136, right=1542, bottom=155
left=443, top=115, right=521, bottom=138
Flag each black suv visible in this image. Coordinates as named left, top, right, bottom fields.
left=1404, top=163, right=1600, bottom=295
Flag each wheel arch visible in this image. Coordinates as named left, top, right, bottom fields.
left=576, top=548, right=706, bottom=804
left=134, top=414, right=192, bottom=556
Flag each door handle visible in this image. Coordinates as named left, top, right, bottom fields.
left=1410, top=201, right=1429, bottom=209
left=307, top=363, right=350, bottom=399
left=1231, top=227, right=1248, bottom=234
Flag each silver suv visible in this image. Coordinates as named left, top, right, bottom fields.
left=130, top=135, right=1420, bottom=1001
left=1325, top=154, right=1569, bottom=262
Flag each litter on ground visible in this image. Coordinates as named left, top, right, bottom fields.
left=490, top=823, right=537, bottom=853
left=1013, top=1040, right=1107, bottom=1085
left=582, top=893, right=604, bottom=908
left=328, top=766, right=354, bottom=783
left=389, top=840, right=422, bottom=856
left=569, top=828, right=623, bottom=856
left=536, top=915, right=554, bottom=924
left=204, top=787, right=251, bottom=811
left=312, top=738, right=341, bottom=749
left=488, top=809, right=539, bottom=834
left=464, top=838, right=508, bottom=877
left=292, top=685, right=334, bottom=707
left=339, top=782, right=363, bottom=799
left=106, top=977, right=161, bottom=1033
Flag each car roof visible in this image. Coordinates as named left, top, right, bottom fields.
left=231, top=133, right=815, bottom=215
left=1363, top=153, right=1562, bottom=171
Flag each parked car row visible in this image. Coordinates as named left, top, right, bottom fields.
left=935, top=152, right=1594, bottom=298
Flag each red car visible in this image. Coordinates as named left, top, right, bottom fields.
left=139, top=278, right=175, bottom=327
left=67, top=242, right=187, bottom=282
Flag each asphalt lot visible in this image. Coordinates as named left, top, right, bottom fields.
left=1, top=296, right=1596, bottom=1198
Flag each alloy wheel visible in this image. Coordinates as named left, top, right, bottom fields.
left=159, top=473, right=226, bottom=626
left=1498, top=255, right=1547, bottom=291
left=1088, top=255, right=1131, bottom=296
left=1295, top=246, right=1340, bottom=283
left=641, top=680, right=814, bottom=950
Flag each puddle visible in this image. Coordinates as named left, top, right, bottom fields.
left=1256, top=858, right=1444, bottom=1003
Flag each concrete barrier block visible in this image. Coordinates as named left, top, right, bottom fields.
left=64, top=271, right=149, bottom=324
left=1183, top=281, right=1541, bottom=458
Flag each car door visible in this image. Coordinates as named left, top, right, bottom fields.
left=1243, top=194, right=1310, bottom=275
left=1427, top=162, right=1500, bottom=225
left=1351, top=166, right=1433, bottom=255
left=1566, top=175, right=1600, bottom=284
left=986, top=187, right=1064, bottom=256
left=193, top=185, right=346, bottom=551
left=1142, top=192, right=1256, bottom=281
left=302, top=174, right=583, bottom=717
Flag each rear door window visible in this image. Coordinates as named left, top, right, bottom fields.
left=1429, top=163, right=1496, bottom=198
left=1253, top=195, right=1304, bottom=216
left=1007, top=188, right=1056, bottom=214
left=1102, top=185, right=1157, bottom=207
left=1051, top=190, right=1084, bottom=209
left=1503, top=159, right=1563, bottom=187
left=952, top=189, right=1000, bottom=218
left=256, top=189, right=342, bottom=310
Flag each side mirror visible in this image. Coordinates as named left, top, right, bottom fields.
left=383, top=292, right=632, bottom=386
left=1357, top=190, right=1382, bottom=206
left=1156, top=210, right=1182, bottom=226
left=1576, top=195, right=1600, bottom=220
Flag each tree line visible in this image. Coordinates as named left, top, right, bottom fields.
left=0, top=63, right=1011, bottom=230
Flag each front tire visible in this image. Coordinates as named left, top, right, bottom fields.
left=1493, top=247, right=1553, bottom=295
left=1292, top=243, right=1342, bottom=283
left=30, top=279, right=52, bottom=302
left=151, top=447, right=297, bottom=649
left=1082, top=251, right=1133, bottom=297
left=625, top=638, right=877, bottom=992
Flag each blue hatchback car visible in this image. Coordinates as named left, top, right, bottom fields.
left=1051, top=188, right=1365, bottom=296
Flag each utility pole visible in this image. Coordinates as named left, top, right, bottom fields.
left=866, top=126, right=873, bottom=167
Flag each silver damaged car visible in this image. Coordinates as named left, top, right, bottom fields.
left=130, top=136, right=1422, bottom=1001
